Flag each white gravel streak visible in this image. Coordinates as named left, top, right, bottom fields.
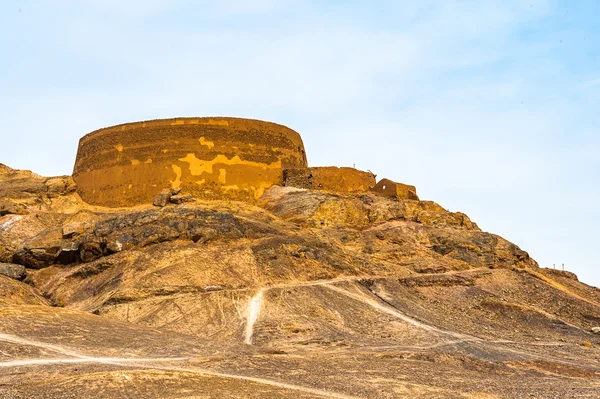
left=0, top=215, right=22, bottom=232
left=0, top=357, right=187, bottom=368
left=323, top=284, right=478, bottom=341
left=244, top=289, right=264, bottom=345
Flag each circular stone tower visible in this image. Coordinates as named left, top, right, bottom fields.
left=73, top=117, right=308, bottom=207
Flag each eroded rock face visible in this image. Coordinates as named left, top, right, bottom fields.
left=258, top=186, right=477, bottom=230
left=0, top=163, right=77, bottom=209
left=12, top=206, right=277, bottom=269
left=73, top=117, right=308, bottom=207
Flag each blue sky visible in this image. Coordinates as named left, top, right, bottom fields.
left=1, top=1, right=599, bottom=287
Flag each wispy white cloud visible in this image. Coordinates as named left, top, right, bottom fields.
left=1, top=0, right=598, bottom=286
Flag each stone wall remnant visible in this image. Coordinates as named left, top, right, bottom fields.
left=371, top=178, right=419, bottom=201
left=283, top=167, right=375, bottom=193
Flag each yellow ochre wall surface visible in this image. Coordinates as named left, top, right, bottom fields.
left=73, top=117, right=308, bottom=207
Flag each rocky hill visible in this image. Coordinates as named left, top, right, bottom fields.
left=1, top=163, right=600, bottom=398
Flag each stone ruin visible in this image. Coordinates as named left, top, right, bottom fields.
left=72, top=117, right=418, bottom=207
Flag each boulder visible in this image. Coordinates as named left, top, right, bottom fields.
left=592, top=327, right=600, bottom=334
left=62, top=222, right=87, bottom=238
left=0, top=262, right=26, bottom=280
left=153, top=189, right=172, bottom=207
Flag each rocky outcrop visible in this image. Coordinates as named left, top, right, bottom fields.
left=1, top=183, right=537, bottom=318
left=12, top=206, right=278, bottom=269
left=0, top=163, right=78, bottom=215
left=258, top=186, right=477, bottom=230
left=0, top=163, right=76, bottom=201
left=0, top=263, right=26, bottom=280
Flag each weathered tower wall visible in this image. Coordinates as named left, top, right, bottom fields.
left=283, top=167, right=376, bottom=193
left=73, top=117, right=308, bottom=207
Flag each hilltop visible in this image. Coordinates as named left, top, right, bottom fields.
left=1, top=118, right=600, bottom=398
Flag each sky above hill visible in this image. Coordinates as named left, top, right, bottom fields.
left=1, top=1, right=599, bottom=286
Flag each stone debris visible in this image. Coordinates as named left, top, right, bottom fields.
left=0, top=263, right=26, bottom=280
left=62, top=222, right=87, bottom=238
left=170, top=194, right=195, bottom=204
left=152, top=189, right=172, bottom=207
left=153, top=190, right=196, bottom=207
left=592, top=327, right=600, bottom=334
left=106, top=240, right=123, bottom=253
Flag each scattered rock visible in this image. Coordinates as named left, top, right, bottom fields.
left=55, top=242, right=80, bottom=264
left=170, top=194, right=195, bottom=204
left=399, top=270, right=491, bottom=287
left=171, top=187, right=181, bottom=195
left=413, top=265, right=448, bottom=274
left=582, top=341, right=593, bottom=348
left=62, top=222, right=87, bottom=238
left=152, top=189, right=171, bottom=207
left=106, top=240, right=123, bottom=253
left=80, top=242, right=103, bottom=263
left=591, top=327, right=600, bottom=334
left=0, top=262, right=26, bottom=280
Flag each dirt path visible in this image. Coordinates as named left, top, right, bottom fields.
left=323, top=283, right=478, bottom=341
left=0, top=332, right=357, bottom=399
left=0, top=357, right=187, bottom=368
left=0, top=332, right=88, bottom=359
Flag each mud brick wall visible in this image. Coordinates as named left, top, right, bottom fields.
left=73, top=117, right=308, bottom=207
